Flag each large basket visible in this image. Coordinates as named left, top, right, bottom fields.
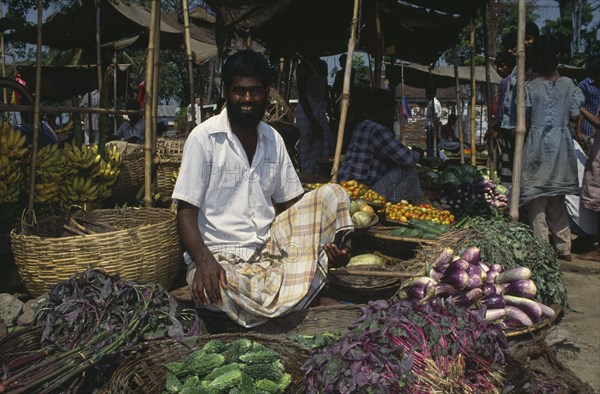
left=108, top=333, right=310, bottom=394
left=156, top=137, right=186, bottom=159
left=155, top=160, right=180, bottom=204
left=10, top=207, right=181, bottom=297
left=110, top=151, right=145, bottom=203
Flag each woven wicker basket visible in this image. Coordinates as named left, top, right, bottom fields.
left=10, top=207, right=181, bottom=297
left=110, top=151, right=145, bottom=204
left=155, top=160, right=180, bottom=204
left=156, top=137, right=186, bottom=158
left=108, top=333, right=310, bottom=394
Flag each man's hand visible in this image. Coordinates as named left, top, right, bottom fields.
left=323, top=243, right=351, bottom=268
left=192, top=258, right=228, bottom=306
left=411, top=146, right=425, bottom=158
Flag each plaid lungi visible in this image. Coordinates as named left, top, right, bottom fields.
left=186, top=184, right=353, bottom=327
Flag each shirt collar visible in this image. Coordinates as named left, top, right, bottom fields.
left=207, top=108, right=275, bottom=142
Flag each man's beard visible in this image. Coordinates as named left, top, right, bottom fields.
left=227, top=100, right=267, bottom=128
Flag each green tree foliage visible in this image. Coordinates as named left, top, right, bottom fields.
left=441, top=2, right=538, bottom=66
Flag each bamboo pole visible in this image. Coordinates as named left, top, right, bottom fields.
left=469, top=17, right=477, bottom=166
left=152, top=4, right=160, bottom=154
left=285, top=58, right=294, bottom=103
left=207, top=57, right=215, bottom=104
left=95, top=0, right=102, bottom=91
left=144, top=0, right=159, bottom=207
left=182, top=0, right=196, bottom=132
left=277, top=56, right=284, bottom=94
left=484, top=0, right=497, bottom=175
left=453, top=47, right=465, bottom=164
left=113, top=51, right=118, bottom=134
left=27, top=0, right=43, bottom=213
left=1, top=0, right=6, bottom=102
left=331, top=0, right=361, bottom=183
left=373, top=0, right=382, bottom=89
left=0, top=103, right=144, bottom=115
left=400, top=61, right=406, bottom=146
left=509, top=0, right=527, bottom=222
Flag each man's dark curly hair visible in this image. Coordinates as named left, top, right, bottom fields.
left=221, top=49, right=275, bottom=89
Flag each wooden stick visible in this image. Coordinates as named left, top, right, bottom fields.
left=329, top=268, right=415, bottom=278
left=95, top=0, right=102, bottom=91
left=509, top=0, right=527, bottom=222
left=182, top=0, right=196, bottom=129
left=469, top=16, right=477, bottom=166
left=331, top=0, right=361, bottom=183
left=453, top=46, right=465, bottom=164
left=0, top=104, right=144, bottom=115
left=144, top=0, right=159, bottom=207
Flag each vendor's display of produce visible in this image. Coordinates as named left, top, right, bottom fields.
left=399, top=246, right=556, bottom=331
left=387, top=218, right=449, bottom=240
left=349, top=199, right=378, bottom=229
left=302, top=299, right=507, bottom=393
left=435, top=164, right=508, bottom=219
left=304, top=181, right=386, bottom=205
left=418, top=217, right=567, bottom=308
left=383, top=200, right=454, bottom=225
left=287, top=333, right=342, bottom=350
left=0, top=123, right=28, bottom=204
left=0, top=269, right=202, bottom=393
left=162, top=339, right=292, bottom=393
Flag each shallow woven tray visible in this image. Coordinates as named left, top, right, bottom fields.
left=328, top=252, right=425, bottom=293
left=10, top=208, right=182, bottom=297
left=108, top=333, right=310, bottom=394
left=504, top=317, right=552, bottom=338
left=156, top=137, right=186, bottom=158
left=366, top=225, right=441, bottom=245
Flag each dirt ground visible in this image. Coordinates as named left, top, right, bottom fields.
left=553, top=255, right=600, bottom=392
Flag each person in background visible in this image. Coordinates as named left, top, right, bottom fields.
left=577, top=106, right=600, bottom=261
left=576, top=57, right=600, bottom=145
left=520, top=43, right=584, bottom=262
left=136, top=80, right=146, bottom=109
left=79, top=83, right=100, bottom=145
left=296, top=53, right=333, bottom=175
left=172, top=49, right=353, bottom=328
left=438, top=114, right=462, bottom=152
left=107, top=99, right=145, bottom=144
left=339, top=88, right=423, bottom=203
left=425, top=86, right=441, bottom=158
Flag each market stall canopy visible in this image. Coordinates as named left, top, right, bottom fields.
left=15, top=64, right=130, bottom=101
left=5, top=0, right=217, bottom=64
left=204, top=0, right=483, bottom=64
left=399, top=63, right=502, bottom=89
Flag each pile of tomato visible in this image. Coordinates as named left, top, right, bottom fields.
left=340, top=180, right=386, bottom=204
left=384, top=200, right=454, bottom=225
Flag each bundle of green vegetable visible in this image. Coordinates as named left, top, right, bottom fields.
left=420, top=217, right=567, bottom=307
left=162, top=339, right=292, bottom=394
left=287, top=333, right=342, bottom=350
left=302, top=299, right=507, bottom=393
left=401, top=246, right=556, bottom=330
left=0, top=268, right=202, bottom=393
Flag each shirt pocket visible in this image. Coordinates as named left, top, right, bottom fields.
left=255, top=162, right=279, bottom=197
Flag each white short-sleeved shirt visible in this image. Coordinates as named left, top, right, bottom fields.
left=172, top=109, right=304, bottom=262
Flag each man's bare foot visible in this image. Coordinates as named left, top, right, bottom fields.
left=578, top=249, right=600, bottom=262
left=309, top=296, right=341, bottom=307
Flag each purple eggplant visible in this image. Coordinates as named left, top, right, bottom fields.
left=481, top=283, right=496, bottom=297
left=503, top=295, right=542, bottom=323
left=434, top=283, right=457, bottom=297
left=406, top=285, right=426, bottom=300
left=537, top=302, right=555, bottom=319
left=484, top=308, right=506, bottom=321
left=467, top=264, right=487, bottom=281
left=454, top=288, right=483, bottom=307
left=501, top=279, right=537, bottom=299
left=466, top=274, right=483, bottom=290
left=460, top=246, right=481, bottom=264
left=482, top=294, right=506, bottom=309
left=448, top=258, right=470, bottom=272
left=478, top=261, right=490, bottom=272
left=486, top=270, right=500, bottom=283
left=429, top=268, right=444, bottom=281
left=505, top=305, right=534, bottom=326
left=495, top=267, right=531, bottom=284
left=489, top=264, right=503, bottom=273
left=441, top=267, right=469, bottom=290
left=431, top=247, right=455, bottom=267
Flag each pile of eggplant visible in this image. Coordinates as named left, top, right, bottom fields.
left=400, top=246, right=555, bottom=330
left=439, top=176, right=509, bottom=212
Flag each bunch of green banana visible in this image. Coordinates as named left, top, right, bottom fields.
left=63, top=141, right=102, bottom=174
left=0, top=180, right=21, bottom=204
left=35, top=144, right=64, bottom=183
left=0, top=121, right=29, bottom=160
left=105, top=144, right=123, bottom=169
left=33, top=182, right=59, bottom=204
left=59, top=175, right=99, bottom=208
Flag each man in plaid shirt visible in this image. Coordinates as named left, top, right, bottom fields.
left=339, top=89, right=423, bottom=202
